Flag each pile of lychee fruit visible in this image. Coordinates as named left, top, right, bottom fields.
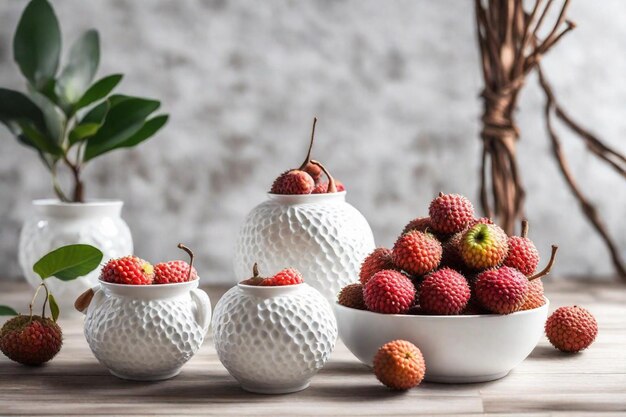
left=338, top=192, right=557, bottom=317
left=270, top=118, right=345, bottom=195
left=99, top=244, right=198, bottom=285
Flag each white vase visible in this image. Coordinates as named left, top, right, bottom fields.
left=233, top=192, right=375, bottom=301
left=212, top=283, right=337, bottom=394
left=80, top=280, right=211, bottom=381
left=18, top=199, right=133, bottom=314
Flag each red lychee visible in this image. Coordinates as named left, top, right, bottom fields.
left=373, top=340, right=426, bottom=390
left=154, top=261, right=197, bottom=284
left=337, top=283, right=366, bottom=310
left=392, top=230, right=442, bottom=276
left=504, top=220, right=540, bottom=276
left=364, top=270, right=416, bottom=314
left=270, top=170, right=315, bottom=195
left=428, top=192, right=474, bottom=234
left=474, top=266, right=529, bottom=314
left=360, top=248, right=397, bottom=285
left=518, top=279, right=545, bottom=311
left=419, top=268, right=471, bottom=315
left=545, top=306, right=598, bottom=352
left=0, top=315, right=62, bottom=366
left=100, top=256, right=154, bottom=285
left=260, top=268, right=304, bottom=286
left=401, top=217, right=432, bottom=235
left=312, top=180, right=345, bottom=194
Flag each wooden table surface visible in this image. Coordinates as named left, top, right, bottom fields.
left=0, top=279, right=624, bottom=416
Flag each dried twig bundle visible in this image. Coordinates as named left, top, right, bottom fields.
left=475, top=0, right=625, bottom=278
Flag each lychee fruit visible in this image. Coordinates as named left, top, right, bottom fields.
left=401, top=217, right=432, bottom=235
left=154, top=243, right=198, bottom=284
left=0, top=315, right=62, bottom=366
left=518, top=279, right=545, bottom=311
left=459, top=223, right=509, bottom=270
left=504, top=220, right=540, bottom=276
left=419, top=268, right=471, bottom=315
left=364, top=270, right=416, bottom=314
left=428, top=192, right=474, bottom=234
left=392, top=230, right=442, bottom=276
left=100, top=256, right=154, bottom=285
left=260, top=268, right=304, bottom=286
left=474, top=266, right=529, bottom=314
left=312, top=180, right=345, bottom=194
left=440, top=231, right=466, bottom=270
left=337, top=283, right=366, bottom=310
left=373, top=340, right=426, bottom=390
left=359, top=248, right=397, bottom=285
left=270, top=169, right=315, bottom=195
left=545, top=306, right=598, bottom=352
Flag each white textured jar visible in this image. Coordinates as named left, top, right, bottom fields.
left=19, top=200, right=132, bottom=313
left=81, top=280, right=211, bottom=381
left=233, top=192, right=375, bottom=301
left=212, top=283, right=338, bottom=394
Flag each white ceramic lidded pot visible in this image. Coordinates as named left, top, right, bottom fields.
left=78, top=279, right=211, bottom=381
left=212, top=282, right=338, bottom=394
left=19, top=200, right=132, bottom=312
left=233, top=192, right=375, bottom=301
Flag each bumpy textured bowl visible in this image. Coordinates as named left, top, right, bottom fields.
left=80, top=280, right=211, bottom=381
left=19, top=200, right=132, bottom=314
left=233, top=192, right=375, bottom=301
left=212, top=283, right=338, bottom=394
left=335, top=299, right=549, bottom=383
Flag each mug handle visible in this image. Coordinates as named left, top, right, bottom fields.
left=190, top=288, right=211, bottom=331
left=75, top=286, right=106, bottom=315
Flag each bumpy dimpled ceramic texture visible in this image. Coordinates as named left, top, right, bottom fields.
left=234, top=194, right=375, bottom=301
left=84, top=293, right=207, bottom=380
left=212, top=284, right=338, bottom=393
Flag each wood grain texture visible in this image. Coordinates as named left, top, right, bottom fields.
left=0, top=280, right=624, bottom=416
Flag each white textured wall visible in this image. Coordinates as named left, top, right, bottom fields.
left=0, top=0, right=624, bottom=282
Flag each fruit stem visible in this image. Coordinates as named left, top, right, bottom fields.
left=311, top=160, right=337, bottom=193
left=529, top=245, right=558, bottom=281
left=521, top=219, right=529, bottom=238
left=252, top=263, right=260, bottom=278
left=28, top=282, right=50, bottom=319
left=177, top=243, right=195, bottom=281
left=298, top=117, right=317, bottom=171
left=438, top=191, right=444, bottom=197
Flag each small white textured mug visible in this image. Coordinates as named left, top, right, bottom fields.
left=79, top=279, right=211, bottom=381
left=212, top=282, right=338, bottom=394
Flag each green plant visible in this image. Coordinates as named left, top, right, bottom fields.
left=0, top=244, right=103, bottom=321
left=0, top=0, right=168, bottom=202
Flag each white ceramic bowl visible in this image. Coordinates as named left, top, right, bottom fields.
left=335, top=299, right=549, bottom=383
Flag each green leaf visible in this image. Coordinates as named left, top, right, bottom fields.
left=0, top=88, right=46, bottom=131
left=69, top=122, right=100, bottom=144
left=84, top=97, right=161, bottom=161
left=116, top=115, right=168, bottom=148
left=33, top=244, right=103, bottom=281
left=48, top=294, right=60, bottom=322
left=13, top=0, right=61, bottom=90
left=28, top=88, right=66, bottom=143
left=56, top=30, right=100, bottom=104
left=81, top=101, right=109, bottom=125
left=0, top=306, right=18, bottom=316
left=18, top=121, right=62, bottom=155
left=107, top=94, right=133, bottom=107
left=74, top=74, right=122, bottom=111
